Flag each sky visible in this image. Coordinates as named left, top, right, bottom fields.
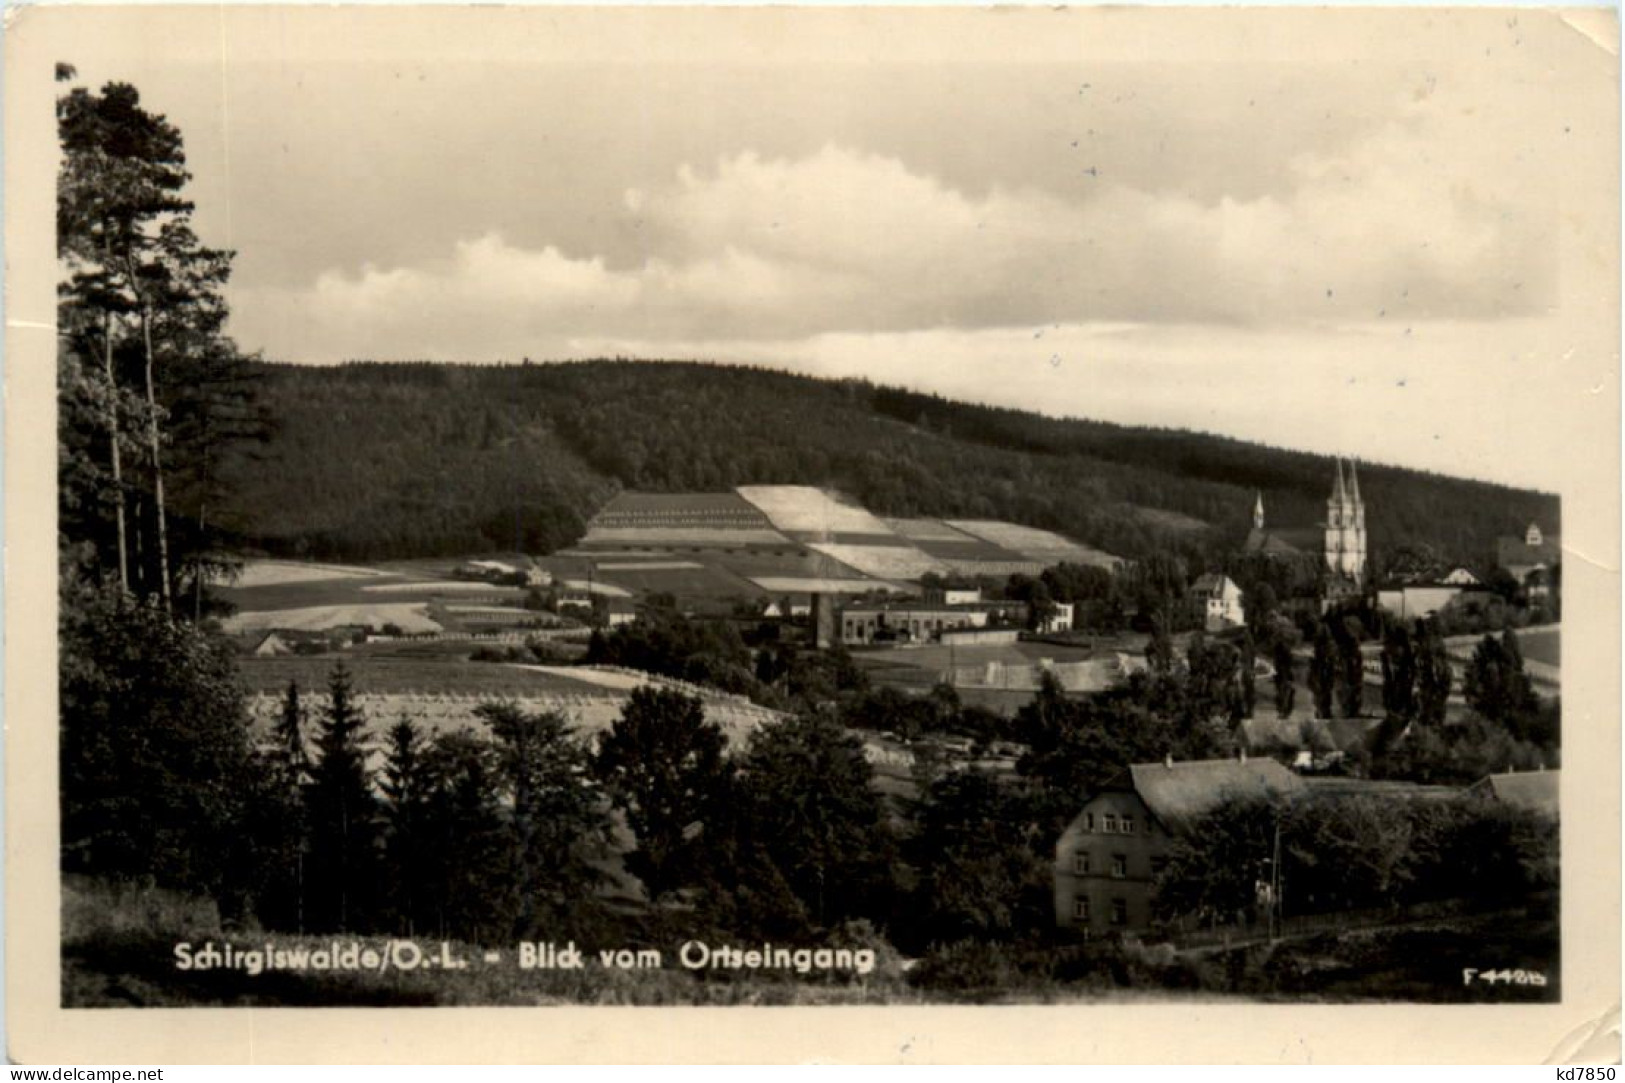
left=36, top=6, right=1620, bottom=491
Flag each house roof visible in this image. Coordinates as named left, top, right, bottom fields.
left=1243, top=526, right=1321, bottom=557
left=1472, top=769, right=1559, bottom=814
left=1116, top=757, right=1305, bottom=832
left=1189, top=573, right=1236, bottom=596
left=250, top=631, right=293, bottom=655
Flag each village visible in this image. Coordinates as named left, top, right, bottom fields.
left=214, top=465, right=1560, bottom=958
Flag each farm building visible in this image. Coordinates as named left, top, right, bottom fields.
left=1470, top=768, right=1559, bottom=816
left=1052, top=757, right=1304, bottom=935
left=840, top=603, right=987, bottom=644
left=604, top=599, right=638, bottom=628
left=250, top=631, right=294, bottom=657
left=839, top=598, right=1029, bottom=645
left=922, top=586, right=983, bottom=606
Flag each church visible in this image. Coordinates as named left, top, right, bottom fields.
left=1243, top=458, right=1368, bottom=604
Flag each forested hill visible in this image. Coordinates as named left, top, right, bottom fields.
left=216, top=359, right=1557, bottom=570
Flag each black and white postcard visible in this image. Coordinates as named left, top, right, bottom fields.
left=4, top=4, right=1619, bottom=1064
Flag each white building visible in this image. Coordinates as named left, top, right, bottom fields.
left=1038, top=601, right=1075, bottom=634
left=1187, top=574, right=1244, bottom=631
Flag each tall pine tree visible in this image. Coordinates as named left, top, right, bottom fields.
left=305, top=663, right=377, bottom=932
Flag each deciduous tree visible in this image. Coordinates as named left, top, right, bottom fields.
left=594, top=687, right=730, bottom=899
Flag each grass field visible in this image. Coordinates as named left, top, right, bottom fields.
left=225, top=560, right=388, bottom=588
left=945, top=520, right=1120, bottom=567
left=805, top=542, right=946, bottom=580
left=223, top=603, right=442, bottom=635
left=1515, top=625, right=1560, bottom=668
left=589, top=564, right=757, bottom=599
left=736, top=485, right=894, bottom=537
left=238, top=654, right=606, bottom=697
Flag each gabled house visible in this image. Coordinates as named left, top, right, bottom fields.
left=1052, top=757, right=1304, bottom=934
left=1187, top=573, right=1244, bottom=631
left=250, top=631, right=294, bottom=657
left=1469, top=767, right=1559, bottom=817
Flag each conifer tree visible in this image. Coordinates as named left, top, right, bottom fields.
left=305, top=662, right=377, bottom=931
left=380, top=718, right=430, bottom=934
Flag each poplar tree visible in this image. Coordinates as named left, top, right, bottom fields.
left=1272, top=639, right=1298, bottom=719
left=1308, top=624, right=1337, bottom=720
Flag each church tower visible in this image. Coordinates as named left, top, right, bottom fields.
left=1323, top=458, right=1367, bottom=584
left=1253, top=491, right=1265, bottom=530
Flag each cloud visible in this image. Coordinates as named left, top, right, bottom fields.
left=234, top=131, right=1551, bottom=363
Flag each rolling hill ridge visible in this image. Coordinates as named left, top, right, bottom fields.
left=216, top=359, right=1557, bottom=572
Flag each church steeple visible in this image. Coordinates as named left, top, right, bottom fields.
left=1253, top=491, right=1265, bottom=530
left=1323, top=456, right=1368, bottom=586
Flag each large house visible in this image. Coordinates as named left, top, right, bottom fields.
left=1187, top=573, right=1244, bottom=631
left=1052, top=757, right=1304, bottom=935
left=1051, top=758, right=1473, bottom=937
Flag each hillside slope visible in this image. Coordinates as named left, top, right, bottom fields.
left=216, top=360, right=1556, bottom=569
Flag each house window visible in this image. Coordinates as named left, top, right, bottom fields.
left=1103, top=814, right=1117, bottom=833
left=1150, top=856, right=1169, bottom=878
left=1111, top=899, right=1128, bottom=926
left=1073, top=898, right=1090, bottom=922
left=1121, top=815, right=1135, bottom=835
left=1073, top=851, right=1090, bottom=875
left=1084, top=813, right=1094, bottom=832
left=1111, top=854, right=1127, bottom=879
